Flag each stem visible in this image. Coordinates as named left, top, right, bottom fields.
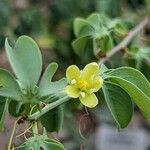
left=98, top=17, right=150, bottom=65
left=8, top=117, right=21, bottom=150
left=28, top=96, right=69, bottom=120
left=32, top=121, right=38, bottom=136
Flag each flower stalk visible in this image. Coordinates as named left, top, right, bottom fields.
left=28, top=96, right=69, bottom=120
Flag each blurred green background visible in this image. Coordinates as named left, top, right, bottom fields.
left=0, top=0, right=149, bottom=70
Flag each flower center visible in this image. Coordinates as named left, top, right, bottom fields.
left=78, top=80, right=88, bottom=90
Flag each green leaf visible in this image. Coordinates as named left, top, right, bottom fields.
left=39, top=63, right=67, bottom=97
left=93, top=34, right=114, bottom=55
left=87, top=13, right=101, bottom=31
left=5, top=36, right=42, bottom=90
left=40, top=105, right=64, bottom=132
left=65, top=98, right=82, bottom=112
left=108, top=19, right=128, bottom=36
left=100, top=64, right=109, bottom=75
left=0, top=69, right=21, bottom=99
left=106, top=67, right=150, bottom=118
left=137, top=47, right=150, bottom=63
left=72, top=36, right=91, bottom=55
left=15, top=135, right=65, bottom=150
left=102, top=82, right=133, bottom=128
left=0, top=97, right=9, bottom=132
left=140, top=59, right=150, bottom=81
left=39, top=63, right=58, bottom=87
left=72, top=13, right=116, bottom=56
left=87, top=13, right=109, bottom=32
left=74, top=18, right=94, bottom=37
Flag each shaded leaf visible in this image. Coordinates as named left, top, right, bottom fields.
left=102, top=82, right=133, bottom=128
left=72, top=36, right=91, bottom=55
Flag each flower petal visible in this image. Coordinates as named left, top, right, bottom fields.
left=79, top=93, right=98, bottom=108
left=88, top=76, right=103, bottom=92
left=81, top=62, right=99, bottom=80
left=65, top=85, right=80, bottom=98
left=66, top=65, right=80, bottom=83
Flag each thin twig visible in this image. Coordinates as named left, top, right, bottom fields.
left=98, top=17, right=150, bottom=65
left=79, top=107, right=89, bottom=150
left=15, top=124, right=33, bottom=138
left=8, top=117, right=22, bottom=150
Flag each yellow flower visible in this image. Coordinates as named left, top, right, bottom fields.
left=65, top=62, right=103, bottom=108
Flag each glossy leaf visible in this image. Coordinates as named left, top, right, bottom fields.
left=106, top=67, right=150, bottom=118
left=5, top=36, right=42, bottom=90
left=102, top=82, right=133, bottom=128
left=39, top=63, right=67, bottom=97
left=40, top=105, right=64, bottom=132
left=0, top=69, right=21, bottom=99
